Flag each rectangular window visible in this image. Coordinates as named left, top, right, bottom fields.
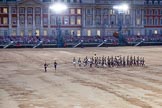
left=144, top=19, right=147, bottom=25
left=87, top=29, right=91, bottom=36
left=103, top=17, right=109, bottom=26
left=160, top=30, right=162, bottom=35
left=77, top=16, right=81, bottom=25
left=64, top=16, right=69, bottom=25
left=149, top=18, right=152, bottom=25
left=149, top=9, right=153, bottom=15
left=97, top=30, right=100, bottom=36
left=27, top=16, right=33, bottom=24
left=109, top=9, right=112, bottom=14
left=71, top=30, right=74, bottom=36
left=28, top=30, right=32, bottom=36
left=3, top=17, right=8, bottom=24
left=154, top=19, right=158, bottom=25
left=161, top=10, right=162, bottom=15
left=43, top=17, right=48, bottom=25
left=86, top=16, right=92, bottom=26
left=20, top=30, right=24, bottom=36
left=50, top=16, right=55, bottom=25
left=35, top=30, right=40, bottom=36
left=35, top=7, right=41, bottom=14
left=4, top=30, right=8, bottom=36
left=103, top=8, right=108, bottom=15
left=144, top=10, right=146, bottom=15
left=161, top=19, right=162, bottom=25
left=136, top=19, right=141, bottom=25
left=12, top=17, right=17, bottom=25
left=27, top=8, right=33, bottom=14
left=149, top=30, right=152, bottom=36
left=96, top=16, right=101, bottom=25
left=43, top=0, right=51, bottom=2
left=86, top=9, right=91, bottom=15
left=12, top=30, right=16, bottom=36
left=154, top=9, right=158, bottom=15
left=11, top=7, right=16, bottom=13
left=70, top=9, right=75, bottom=14
left=35, top=15, right=41, bottom=25
left=70, top=16, right=75, bottom=25
left=19, top=8, right=25, bottom=14
left=155, top=0, right=158, bottom=4
left=136, top=10, right=140, bottom=15
left=65, top=30, right=69, bottom=35
left=126, top=10, right=130, bottom=15
left=125, top=15, right=130, bottom=25
left=96, top=8, right=101, bottom=15
left=3, top=8, right=8, bottom=13
left=43, top=8, right=48, bottom=14
left=44, top=30, right=48, bottom=36
left=77, top=30, right=81, bottom=36
left=149, top=1, right=152, bottom=5
left=77, top=9, right=81, bottom=14
left=0, top=18, right=1, bottom=24
left=20, top=15, right=25, bottom=25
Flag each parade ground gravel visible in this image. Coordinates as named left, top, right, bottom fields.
left=1, top=46, right=162, bottom=108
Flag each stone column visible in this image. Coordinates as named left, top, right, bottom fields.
left=93, top=7, right=95, bottom=27
left=33, top=7, right=36, bottom=36
left=25, top=7, right=28, bottom=36
left=133, top=9, right=136, bottom=35
left=8, top=6, right=12, bottom=36
left=82, top=7, right=86, bottom=27
left=40, top=7, right=43, bottom=36
left=17, top=6, right=20, bottom=36
left=48, top=8, right=51, bottom=36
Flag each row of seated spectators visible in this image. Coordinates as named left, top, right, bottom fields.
left=0, top=36, right=57, bottom=45
left=63, top=36, right=119, bottom=44
left=0, top=35, right=162, bottom=46
left=126, top=35, right=162, bottom=43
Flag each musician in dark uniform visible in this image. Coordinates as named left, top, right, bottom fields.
left=44, top=62, right=48, bottom=72
left=54, top=60, right=57, bottom=71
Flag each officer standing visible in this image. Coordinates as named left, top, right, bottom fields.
left=54, top=60, right=57, bottom=71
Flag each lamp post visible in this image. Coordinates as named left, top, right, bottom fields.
left=49, top=2, right=68, bottom=47
left=113, top=4, right=129, bottom=45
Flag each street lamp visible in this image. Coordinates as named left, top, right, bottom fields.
left=49, top=2, right=68, bottom=47
left=113, top=4, right=129, bottom=45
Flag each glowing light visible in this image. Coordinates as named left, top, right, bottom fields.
left=49, top=2, right=68, bottom=14
left=113, top=4, right=129, bottom=12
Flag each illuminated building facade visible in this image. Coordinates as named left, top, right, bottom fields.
left=0, top=0, right=162, bottom=37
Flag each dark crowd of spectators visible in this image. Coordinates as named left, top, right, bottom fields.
left=0, top=35, right=162, bottom=47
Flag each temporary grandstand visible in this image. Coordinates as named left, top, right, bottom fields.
left=0, top=35, right=162, bottom=48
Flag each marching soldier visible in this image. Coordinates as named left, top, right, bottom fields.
left=123, top=56, right=126, bottom=67
left=127, top=56, right=129, bottom=66
left=107, top=56, right=110, bottom=67
left=44, top=61, right=48, bottom=72
left=133, top=56, right=136, bottom=66
left=142, top=57, right=145, bottom=66
left=73, top=57, right=76, bottom=67
left=78, top=58, right=82, bottom=67
left=136, top=56, right=139, bottom=66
